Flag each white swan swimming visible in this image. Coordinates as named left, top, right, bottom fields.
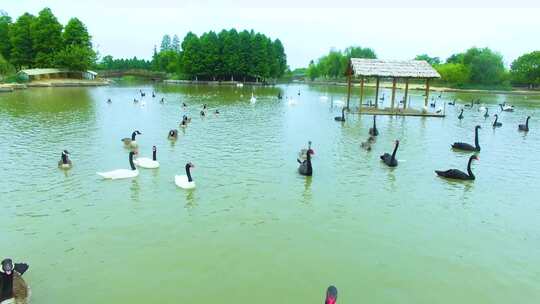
left=175, top=163, right=196, bottom=189
left=58, top=150, right=72, bottom=170
left=97, top=152, right=139, bottom=179
left=287, top=97, right=297, bottom=106
left=121, top=130, right=141, bottom=149
left=250, top=93, right=257, bottom=104
left=134, top=146, right=160, bottom=169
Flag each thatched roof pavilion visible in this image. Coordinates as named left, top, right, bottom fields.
left=346, top=58, right=440, bottom=112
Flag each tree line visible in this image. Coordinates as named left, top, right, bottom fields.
left=98, top=29, right=288, bottom=82
left=306, top=45, right=540, bottom=89
left=0, top=8, right=95, bottom=73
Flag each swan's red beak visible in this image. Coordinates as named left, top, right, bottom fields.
left=325, top=296, right=336, bottom=304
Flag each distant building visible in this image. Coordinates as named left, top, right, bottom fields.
left=17, top=69, right=98, bottom=81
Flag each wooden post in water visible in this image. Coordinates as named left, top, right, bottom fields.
left=424, top=78, right=430, bottom=108
left=346, top=63, right=352, bottom=110
left=403, top=78, right=409, bottom=109
left=375, top=77, right=380, bottom=109
left=391, top=77, right=397, bottom=110
left=359, top=77, right=365, bottom=112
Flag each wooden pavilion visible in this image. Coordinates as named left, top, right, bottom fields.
left=346, top=58, right=441, bottom=115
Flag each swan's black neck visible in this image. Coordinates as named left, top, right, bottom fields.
left=373, top=116, right=377, bottom=128
left=185, top=164, right=193, bottom=182
left=341, top=108, right=345, bottom=118
left=474, top=127, right=480, bottom=149
left=493, top=116, right=498, bottom=125
left=152, top=149, right=157, bottom=161
left=526, top=117, right=530, bottom=127
left=61, top=153, right=68, bottom=164
left=391, top=141, right=399, bottom=161
left=131, top=132, right=137, bottom=140
left=467, top=156, right=475, bottom=178
left=1, top=271, right=14, bottom=300
left=129, top=153, right=136, bottom=170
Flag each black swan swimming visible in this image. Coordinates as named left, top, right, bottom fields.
left=483, top=108, right=489, bottom=118
left=458, top=109, right=464, bottom=120
left=492, top=114, right=502, bottom=127
left=325, top=285, right=338, bottom=304
left=518, top=116, right=530, bottom=132
left=297, top=148, right=314, bottom=176
left=380, top=140, right=399, bottom=167
left=334, top=107, right=345, bottom=122
left=369, top=115, right=379, bottom=136
left=448, top=99, right=456, bottom=106
left=107, top=98, right=112, bottom=103
left=436, top=155, right=478, bottom=180
left=452, top=125, right=481, bottom=152
left=140, top=90, right=145, bottom=97
left=464, top=99, right=474, bottom=108
left=152, top=91, right=156, bottom=98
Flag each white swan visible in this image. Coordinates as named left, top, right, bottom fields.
left=134, top=146, right=160, bottom=169
left=97, top=152, right=139, bottom=179
left=287, top=97, right=297, bottom=106
left=175, top=163, right=196, bottom=189
left=250, top=93, right=257, bottom=104
left=500, top=103, right=514, bottom=112
left=58, top=150, right=72, bottom=170
left=121, top=130, right=141, bottom=149
left=236, top=83, right=244, bottom=87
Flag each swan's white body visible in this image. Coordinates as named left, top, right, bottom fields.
left=287, top=97, right=297, bottom=106
left=250, top=93, right=257, bottom=104
left=501, top=104, right=514, bottom=112
left=134, top=157, right=159, bottom=169
left=97, top=169, right=139, bottom=180
left=236, top=83, right=244, bottom=87
left=175, top=175, right=196, bottom=189
left=478, top=106, right=486, bottom=112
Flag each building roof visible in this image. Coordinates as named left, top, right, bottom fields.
left=350, top=58, right=441, bottom=79
left=19, top=68, right=98, bottom=76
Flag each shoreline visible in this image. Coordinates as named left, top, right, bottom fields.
left=0, top=79, right=110, bottom=92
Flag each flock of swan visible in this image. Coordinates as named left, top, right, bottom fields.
left=324, top=95, right=532, bottom=181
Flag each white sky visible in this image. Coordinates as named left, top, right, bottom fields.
left=2, top=1, right=540, bottom=68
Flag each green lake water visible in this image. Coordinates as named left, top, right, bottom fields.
left=0, top=83, right=539, bottom=303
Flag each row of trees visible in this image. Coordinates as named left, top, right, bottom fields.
left=306, top=46, right=376, bottom=80
left=0, top=8, right=95, bottom=72
left=148, top=29, right=287, bottom=81
left=97, top=56, right=152, bottom=70
left=306, top=45, right=540, bottom=88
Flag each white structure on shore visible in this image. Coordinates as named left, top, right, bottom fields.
left=17, top=68, right=98, bottom=81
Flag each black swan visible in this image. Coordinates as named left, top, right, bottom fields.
left=0, top=258, right=30, bottom=303
left=464, top=99, right=474, bottom=108
left=458, top=109, right=464, bottom=120
left=518, top=116, right=530, bottom=132
left=160, top=97, right=164, bottom=103
left=380, top=140, right=399, bottom=167
left=140, top=90, right=145, bottom=97
left=325, top=285, right=338, bottom=304
left=369, top=115, right=379, bottom=136
left=298, top=141, right=312, bottom=160
left=277, top=93, right=283, bottom=99
left=334, top=107, right=345, bottom=122
left=436, top=155, right=478, bottom=180
left=483, top=108, right=489, bottom=118
left=448, top=99, right=456, bottom=106
left=297, top=148, right=314, bottom=176
left=133, top=98, right=139, bottom=103
left=107, top=98, right=112, bottom=103
left=492, top=114, right=502, bottom=127
left=452, top=125, right=480, bottom=152
left=430, top=98, right=436, bottom=108
left=152, top=91, right=156, bottom=98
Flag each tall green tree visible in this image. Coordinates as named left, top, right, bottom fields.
left=463, top=47, right=505, bottom=85
left=54, top=44, right=96, bottom=71
left=180, top=32, right=202, bottom=78
left=172, top=34, right=180, bottom=52
left=160, top=34, right=171, bottom=52
left=63, top=18, right=91, bottom=47
left=344, top=46, right=377, bottom=59
left=0, top=11, right=12, bottom=61
left=10, top=13, right=36, bottom=68
left=510, top=51, right=540, bottom=87
left=31, top=8, right=63, bottom=67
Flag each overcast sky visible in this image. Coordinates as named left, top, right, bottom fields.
left=3, top=1, right=540, bottom=68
